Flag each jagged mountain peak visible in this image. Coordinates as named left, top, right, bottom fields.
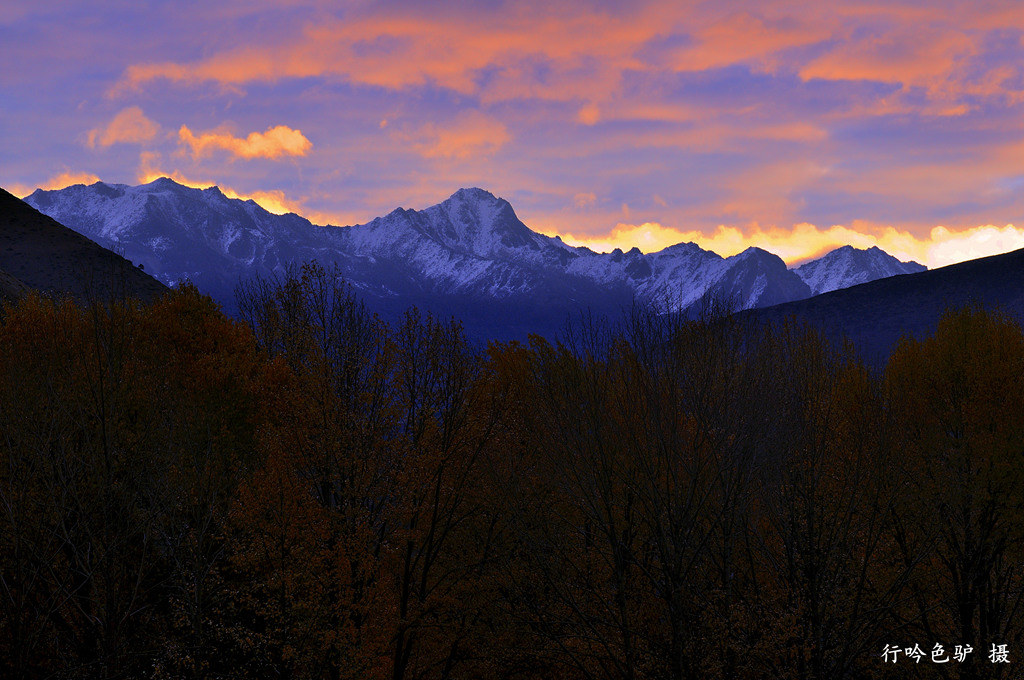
left=138, top=178, right=232, bottom=206
left=708, top=246, right=811, bottom=308
left=437, top=187, right=506, bottom=216
left=608, top=246, right=645, bottom=262
left=731, top=246, right=782, bottom=262
left=145, top=176, right=178, bottom=188
left=433, top=187, right=532, bottom=247
left=138, top=176, right=199, bottom=196
left=449, top=186, right=499, bottom=202
left=355, top=187, right=554, bottom=260
left=794, top=244, right=926, bottom=295
left=646, top=241, right=720, bottom=268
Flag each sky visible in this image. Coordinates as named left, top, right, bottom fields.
left=3, top=0, right=1024, bottom=268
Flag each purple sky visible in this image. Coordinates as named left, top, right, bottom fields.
left=4, top=0, right=1024, bottom=266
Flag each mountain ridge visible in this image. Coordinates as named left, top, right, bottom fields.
left=24, top=178, right=926, bottom=339
left=794, top=244, right=926, bottom=295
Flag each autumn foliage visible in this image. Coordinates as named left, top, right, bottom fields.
left=1, top=267, right=1023, bottom=680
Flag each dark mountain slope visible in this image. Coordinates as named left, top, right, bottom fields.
left=753, top=247, right=1024, bottom=363
left=0, top=268, right=31, bottom=304
left=0, top=187, right=167, bottom=303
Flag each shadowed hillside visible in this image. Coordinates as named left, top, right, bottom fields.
left=753, top=246, right=1024, bottom=363
left=0, top=187, right=166, bottom=302
left=0, top=267, right=31, bottom=303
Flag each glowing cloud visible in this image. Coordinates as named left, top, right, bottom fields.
left=178, top=124, right=312, bottom=160
left=110, top=3, right=1009, bottom=107
left=557, top=221, right=689, bottom=254
left=925, top=225, right=1024, bottom=268
left=574, top=192, right=597, bottom=208
left=407, top=110, right=510, bottom=159
left=45, top=170, right=102, bottom=190
left=112, top=6, right=666, bottom=106
left=799, top=28, right=976, bottom=101
left=578, top=103, right=601, bottom=125
left=673, top=11, right=830, bottom=73
left=86, top=107, right=159, bottom=148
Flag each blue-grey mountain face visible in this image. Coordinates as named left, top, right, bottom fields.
left=25, top=178, right=344, bottom=310
left=793, top=245, right=926, bottom=295
left=24, top=179, right=923, bottom=339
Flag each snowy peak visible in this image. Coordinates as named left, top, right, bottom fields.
left=144, top=176, right=181, bottom=191
left=347, top=187, right=571, bottom=274
left=27, top=177, right=298, bottom=241
left=729, top=246, right=783, bottom=264
left=422, top=187, right=546, bottom=255
left=794, top=245, right=926, bottom=295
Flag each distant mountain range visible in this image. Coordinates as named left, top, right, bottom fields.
left=23, top=178, right=925, bottom=340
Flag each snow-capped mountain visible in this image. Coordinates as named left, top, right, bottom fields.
left=793, top=245, right=926, bottom=295
left=336, top=187, right=581, bottom=297
left=25, top=178, right=347, bottom=302
left=22, top=178, right=922, bottom=338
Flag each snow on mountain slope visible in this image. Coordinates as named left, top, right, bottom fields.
left=567, top=242, right=728, bottom=310
left=22, top=178, right=919, bottom=335
left=793, top=245, right=926, bottom=295
left=340, top=193, right=812, bottom=310
left=335, top=188, right=578, bottom=297
left=27, top=178, right=346, bottom=296
left=716, top=247, right=812, bottom=309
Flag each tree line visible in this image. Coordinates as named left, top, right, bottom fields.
left=1, top=262, right=1023, bottom=679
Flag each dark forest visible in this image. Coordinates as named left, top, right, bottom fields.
left=2, top=263, right=1022, bottom=680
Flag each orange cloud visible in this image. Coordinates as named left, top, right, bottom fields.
left=800, top=29, right=975, bottom=96
left=113, top=5, right=667, bottom=107
left=574, top=192, right=597, bottom=208
left=673, top=11, right=830, bottom=73
left=45, top=170, right=102, bottom=189
left=109, top=1, right=1024, bottom=120
left=178, top=124, right=312, bottom=160
left=87, top=106, right=159, bottom=148
left=405, top=110, right=510, bottom=159
left=577, top=103, right=601, bottom=125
